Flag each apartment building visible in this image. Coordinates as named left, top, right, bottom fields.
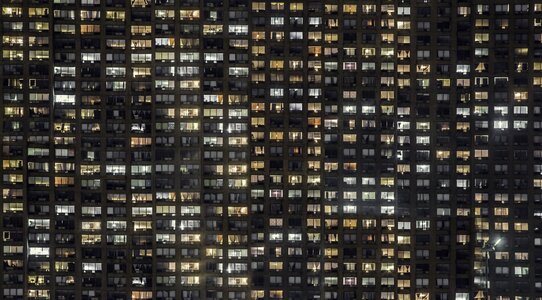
left=1, top=0, right=542, bottom=299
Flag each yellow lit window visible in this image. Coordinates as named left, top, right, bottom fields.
left=290, top=3, right=303, bottom=11
left=494, top=207, right=509, bottom=216
left=474, top=149, right=489, bottom=159
left=380, top=177, right=394, bottom=186
left=54, top=176, right=74, bottom=187
left=457, top=235, right=470, bottom=245
left=2, top=35, right=24, bottom=46
left=2, top=202, right=23, bottom=213
left=514, top=223, right=528, bottom=231
left=382, top=249, right=395, bottom=259
left=398, top=35, right=410, bottom=44
left=252, top=2, right=265, bottom=11
left=28, top=7, right=49, bottom=18
left=324, top=33, right=339, bottom=43
left=515, top=252, right=529, bottom=261
left=288, top=175, right=302, bottom=185
left=81, top=234, right=101, bottom=245
left=131, top=39, right=152, bottom=49
left=228, top=277, right=248, bottom=286
left=130, top=25, right=151, bottom=35
left=106, top=11, right=125, bottom=20
left=456, top=165, right=470, bottom=175
left=398, top=279, right=411, bottom=288
left=180, top=9, right=200, bottom=20
left=360, top=263, right=375, bottom=273
left=179, top=275, right=199, bottom=285
left=2, top=7, right=22, bottom=17
left=417, top=64, right=431, bottom=73
left=324, top=162, right=338, bottom=172
left=269, top=262, right=283, bottom=270
left=397, top=21, right=411, bottom=29
left=307, top=219, right=321, bottom=228
left=362, top=219, right=376, bottom=229
left=3, top=50, right=23, bottom=60
left=397, top=64, right=410, bottom=74
left=324, top=248, right=338, bottom=258
left=514, top=91, right=528, bottom=101
left=251, top=132, right=264, bottom=144
left=2, top=160, right=23, bottom=170
left=308, top=32, right=322, bottom=41
left=515, top=48, right=528, bottom=56
left=397, top=79, right=411, bottom=88
left=362, top=4, right=376, bottom=13
left=205, top=248, right=223, bottom=258
left=343, top=134, right=356, bottom=143
left=252, top=46, right=265, bottom=56
left=307, top=161, right=320, bottom=171
left=155, top=9, right=174, bottom=19
left=132, top=67, right=151, bottom=77
left=131, top=0, right=149, bottom=7
left=203, top=25, right=223, bottom=35
left=474, top=33, right=490, bottom=43
left=456, top=151, right=470, bottom=160
left=80, top=24, right=100, bottom=34
left=228, top=206, right=247, bottom=216
left=130, top=137, right=152, bottom=147
left=180, top=234, right=201, bottom=243
left=180, top=262, right=199, bottom=272
left=4, top=107, right=24, bottom=117
left=292, top=75, right=303, bottom=84
left=343, top=4, right=357, bottom=14
left=458, top=6, right=471, bottom=16
left=82, top=221, right=101, bottom=231
left=398, top=265, right=411, bottom=274
left=307, top=234, right=320, bottom=244
left=252, top=31, right=264, bottom=40
left=475, top=19, right=489, bottom=28
left=269, top=131, right=283, bottom=141
left=270, top=2, right=284, bottom=10
left=397, top=236, right=411, bottom=245
left=343, top=219, right=357, bottom=229
left=308, top=46, right=321, bottom=56
left=179, top=39, right=199, bottom=50
left=495, top=222, right=509, bottom=231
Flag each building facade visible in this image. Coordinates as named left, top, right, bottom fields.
left=1, top=0, right=542, bottom=299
